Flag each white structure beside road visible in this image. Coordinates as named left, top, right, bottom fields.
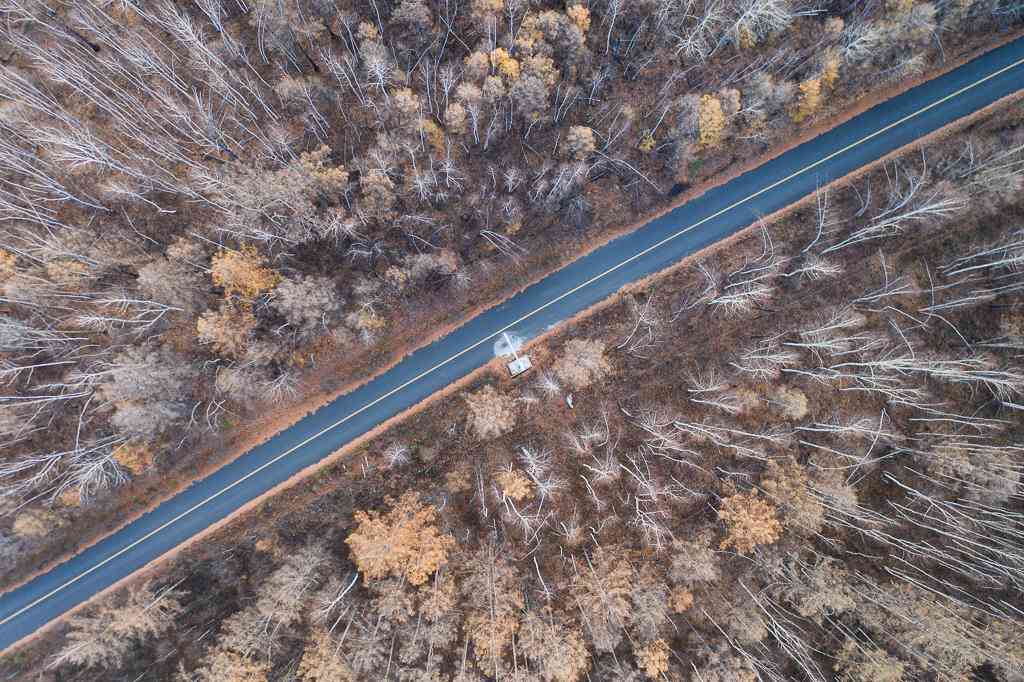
left=501, top=332, right=533, bottom=377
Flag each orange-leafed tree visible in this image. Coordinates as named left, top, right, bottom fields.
left=718, top=490, right=782, bottom=553
left=211, top=245, right=281, bottom=299
left=635, top=638, right=670, bottom=679
left=346, top=492, right=455, bottom=585
left=112, top=441, right=154, bottom=476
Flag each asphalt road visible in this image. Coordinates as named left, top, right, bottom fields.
left=2, top=37, right=1024, bottom=654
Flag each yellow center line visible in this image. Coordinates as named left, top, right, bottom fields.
left=3, top=51, right=1023, bottom=631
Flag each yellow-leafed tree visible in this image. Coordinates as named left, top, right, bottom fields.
left=821, top=51, right=841, bottom=90
left=0, top=249, right=15, bottom=279
left=497, top=468, right=534, bottom=501
left=793, top=78, right=823, bottom=123
left=565, top=125, right=596, bottom=160
left=490, top=47, right=521, bottom=80
left=698, top=94, right=726, bottom=148
left=567, top=4, right=591, bottom=33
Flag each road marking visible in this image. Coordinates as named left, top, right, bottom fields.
left=3, top=50, right=1023, bottom=631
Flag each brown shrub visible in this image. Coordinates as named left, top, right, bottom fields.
left=194, top=648, right=270, bottom=682
left=571, top=548, right=635, bottom=652
left=496, top=468, right=533, bottom=501
left=553, top=338, right=612, bottom=390
left=445, top=102, right=468, bottom=134
left=759, top=458, right=824, bottom=535
left=464, top=384, right=517, bottom=439
left=465, top=612, right=520, bottom=672
left=370, top=578, right=416, bottom=624
left=298, top=629, right=354, bottom=681
left=773, top=385, right=809, bottom=420
left=196, top=303, right=257, bottom=358
left=780, top=559, right=855, bottom=623
left=670, top=587, right=694, bottom=613
left=518, top=609, right=591, bottom=682
left=52, top=581, right=186, bottom=670
left=691, top=642, right=757, bottom=682
left=668, top=533, right=720, bottom=586
left=12, top=508, right=63, bottom=539
left=835, top=638, right=905, bottom=682
left=461, top=548, right=525, bottom=672
left=418, top=570, right=458, bottom=621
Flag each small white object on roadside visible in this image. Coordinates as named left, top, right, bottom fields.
left=507, top=355, right=532, bottom=377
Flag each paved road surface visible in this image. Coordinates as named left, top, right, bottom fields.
left=2, top=37, right=1023, bottom=654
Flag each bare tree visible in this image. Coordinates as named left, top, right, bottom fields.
left=50, top=580, right=186, bottom=669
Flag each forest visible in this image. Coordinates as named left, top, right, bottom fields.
left=0, top=0, right=1019, bottom=584
left=5, top=82, right=1024, bottom=680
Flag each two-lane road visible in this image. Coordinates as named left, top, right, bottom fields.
left=3, top=37, right=1024, bottom=654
